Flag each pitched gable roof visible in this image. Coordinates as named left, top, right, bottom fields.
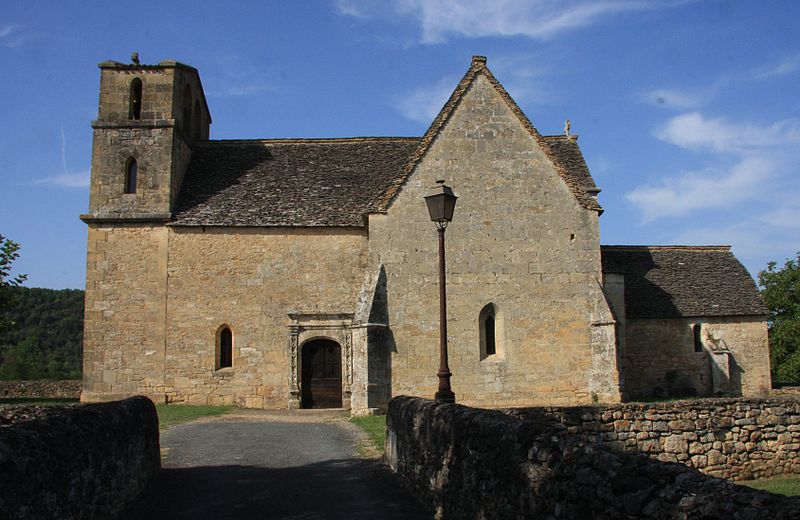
left=171, top=138, right=419, bottom=227
left=373, top=56, right=603, bottom=214
left=601, top=246, right=767, bottom=319
left=170, top=57, right=603, bottom=228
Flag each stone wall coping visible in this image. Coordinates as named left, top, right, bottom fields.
left=98, top=59, right=198, bottom=72
left=80, top=213, right=173, bottom=224
left=387, top=396, right=800, bottom=519
left=91, top=119, right=176, bottom=129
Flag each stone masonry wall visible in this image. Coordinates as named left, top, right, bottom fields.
left=82, top=225, right=168, bottom=404
left=164, top=227, right=368, bottom=408
left=0, top=380, right=81, bottom=399
left=623, top=317, right=771, bottom=400
left=0, top=397, right=160, bottom=519
left=386, top=396, right=800, bottom=520
left=369, top=73, right=615, bottom=408
left=89, top=125, right=177, bottom=215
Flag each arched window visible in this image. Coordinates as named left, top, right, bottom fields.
left=124, top=157, right=137, bottom=194
left=217, top=326, right=233, bottom=369
left=129, top=78, right=142, bottom=120
left=182, top=84, right=192, bottom=135
left=192, top=100, right=201, bottom=140
left=479, top=303, right=500, bottom=360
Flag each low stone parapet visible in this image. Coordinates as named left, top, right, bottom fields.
left=0, top=379, right=81, bottom=398
left=0, top=396, right=160, bottom=519
left=386, top=396, right=800, bottom=519
left=508, top=398, right=800, bottom=481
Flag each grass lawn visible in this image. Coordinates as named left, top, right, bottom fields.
left=155, top=404, right=233, bottom=430
left=740, top=476, right=800, bottom=496
left=350, top=415, right=386, bottom=455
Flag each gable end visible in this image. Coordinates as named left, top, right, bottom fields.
left=373, top=56, right=603, bottom=214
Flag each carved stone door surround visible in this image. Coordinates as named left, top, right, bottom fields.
left=287, top=312, right=354, bottom=409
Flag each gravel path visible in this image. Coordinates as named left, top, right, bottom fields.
left=122, top=410, right=430, bottom=519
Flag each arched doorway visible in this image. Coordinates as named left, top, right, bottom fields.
left=301, top=339, right=343, bottom=409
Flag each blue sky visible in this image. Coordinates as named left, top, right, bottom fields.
left=1, top=0, right=798, bottom=289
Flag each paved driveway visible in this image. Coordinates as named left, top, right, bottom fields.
left=123, top=410, right=430, bottom=519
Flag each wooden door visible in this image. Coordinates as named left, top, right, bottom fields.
left=301, top=339, right=342, bottom=409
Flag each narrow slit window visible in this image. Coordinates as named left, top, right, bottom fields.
left=693, top=324, right=703, bottom=353
left=479, top=303, right=499, bottom=360
left=182, top=84, right=192, bottom=134
left=192, top=100, right=201, bottom=140
left=124, top=158, right=137, bottom=194
left=218, top=326, right=233, bottom=369
left=485, top=315, right=496, bottom=356
left=129, top=78, right=142, bottom=120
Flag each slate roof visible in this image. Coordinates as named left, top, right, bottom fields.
left=543, top=135, right=600, bottom=197
left=171, top=138, right=420, bottom=227
left=171, top=133, right=599, bottom=227
left=171, top=57, right=604, bottom=227
left=601, top=246, right=767, bottom=318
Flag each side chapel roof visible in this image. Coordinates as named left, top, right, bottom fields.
left=171, top=56, right=602, bottom=227
left=601, top=246, right=768, bottom=318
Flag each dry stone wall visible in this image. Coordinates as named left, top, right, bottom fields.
left=386, top=396, right=800, bottom=520
left=0, top=396, right=160, bottom=519
left=508, top=398, right=800, bottom=481
left=0, top=380, right=81, bottom=398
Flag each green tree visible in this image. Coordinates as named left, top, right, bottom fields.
left=759, top=253, right=800, bottom=383
left=0, top=234, right=27, bottom=334
left=0, top=287, right=84, bottom=380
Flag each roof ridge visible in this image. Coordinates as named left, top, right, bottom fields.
left=201, top=137, right=421, bottom=146
left=373, top=56, right=602, bottom=213
left=543, top=134, right=580, bottom=141
left=601, top=245, right=732, bottom=252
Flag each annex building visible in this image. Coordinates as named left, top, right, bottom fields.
left=80, top=56, right=771, bottom=413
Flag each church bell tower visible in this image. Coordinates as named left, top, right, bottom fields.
left=82, top=55, right=211, bottom=223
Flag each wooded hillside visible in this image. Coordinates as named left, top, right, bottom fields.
left=0, top=287, right=84, bottom=380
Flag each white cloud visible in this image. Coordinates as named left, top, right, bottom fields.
left=36, top=171, right=90, bottom=188
left=35, top=127, right=89, bottom=188
left=394, top=75, right=458, bottom=123
left=653, top=112, right=800, bottom=154
left=750, top=52, right=800, bottom=80
left=625, top=156, right=775, bottom=222
left=337, top=0, right=685, bottom=43
left=640, top=88, right=706, bottom=109
left=0, top=24, right=35, bottom=48
left=671, top=221, right=800, bottom=278
left=641, top=51, right=800, bottom=112
left=759, top=206, right=800, bottom=231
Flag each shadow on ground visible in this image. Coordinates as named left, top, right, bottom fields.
left=122, top=458, right=429, bottom=520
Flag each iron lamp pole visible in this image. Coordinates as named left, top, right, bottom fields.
left=424, top=180, right=458, bottom=404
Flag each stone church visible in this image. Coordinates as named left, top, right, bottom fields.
left=80, top=56, right=771, bottom=413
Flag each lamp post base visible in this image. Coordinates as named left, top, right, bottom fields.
left=434, top=389, right=455, bottom=403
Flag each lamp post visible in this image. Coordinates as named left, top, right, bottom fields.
left=424, top=180, right=458, bottom=403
